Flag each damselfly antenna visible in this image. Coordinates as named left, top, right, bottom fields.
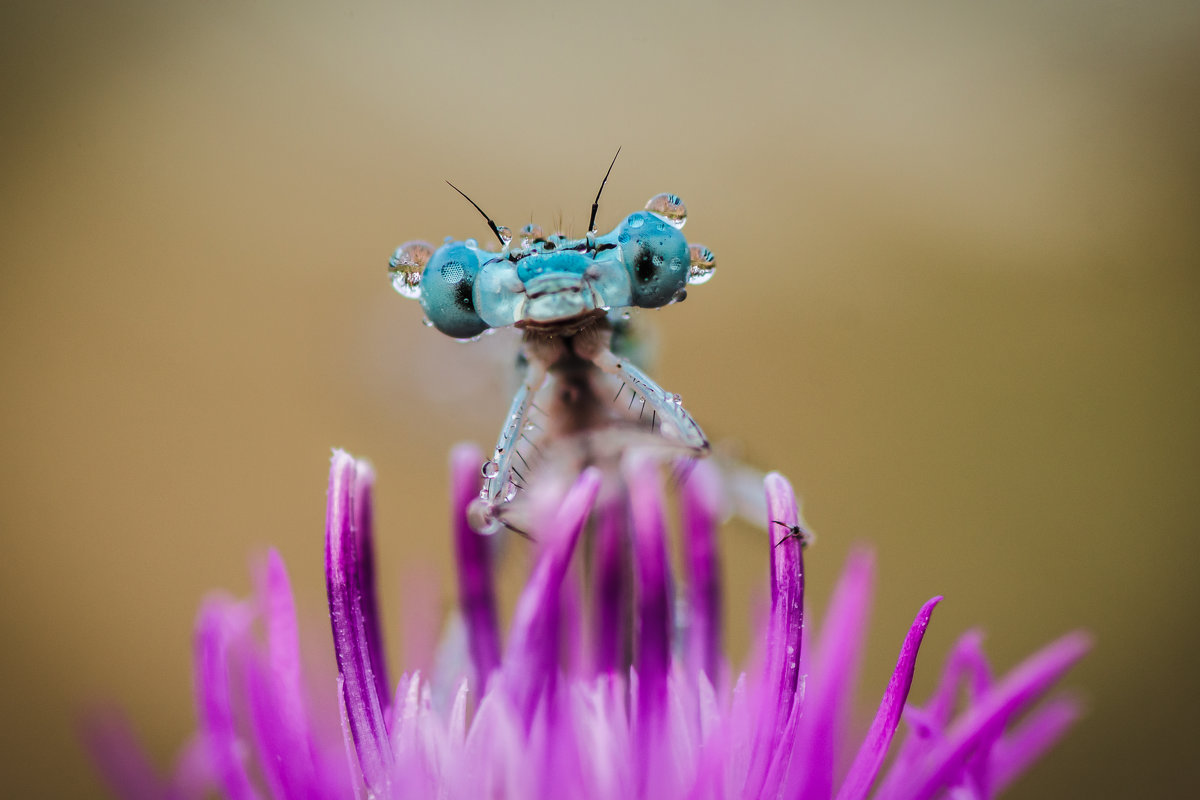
left=587, top=147, right=622, bottom=234
left=446, top=180, right=508, bottom=247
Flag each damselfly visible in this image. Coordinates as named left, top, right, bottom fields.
left=389, top=155, right=717, bottom=534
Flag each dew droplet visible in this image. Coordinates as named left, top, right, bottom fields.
left=645, top=193, right=687, bottom=229
left=628, top=216, right=645, bottom=229
left=496, top=226, right=513, bottom=247
left=388, top=241, right=434, bottom=299
left=687, top=243, right=716, bottom=285
left=481, top=460, right=500, bottom=479
left=520, top=223, right=544, bottom=247
left=390, top=270, right=421, bottom=299
left=467, top=498, right=503, bottom=535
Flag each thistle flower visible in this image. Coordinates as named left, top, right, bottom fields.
left=87, top=446, right=1087, bottom=799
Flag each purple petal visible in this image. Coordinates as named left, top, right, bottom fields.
left=561, top=555, right=586, bottom=676
left=353, top=460, right=392, bottom=715
left=926, top=630, right=992, bottom=728
left=762, top=689, right=805, bottom=798
left=80, top=710, right=167, bottom=800
left=876, top=629, right=993, bottom=798
left=325, top=449, right=393, bottom=794
left=835, top=595, right=942, bottom=800
left=884, top=631, right=1090, bottom=800
left=244, top=550, right=318, bottom=798
left=256, top=551, right=306, bottom=724
left=165, top=735, right=217, bottom=800
left=745, top=472, right=806, bottom=797
left=626, top=454, right=673, bottom=722
left=680, top=458, right=723, bottom=682
left=244, top=654, right=297, bottom=799
left=502, top=467, right=602, bottom=723
left=335, top=677, right=366, bottom=800
left=789, top=548, right=875, bottom=800
left=592, top=491, right=629, bottom=675
left=194, top=597, right=261, bottom=800
left=450, top=443, right=502, bottom=690
left=991, top=696, right=1083, bottom=793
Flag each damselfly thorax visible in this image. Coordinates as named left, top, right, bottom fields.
left=389, top=157, right=716, bottom=534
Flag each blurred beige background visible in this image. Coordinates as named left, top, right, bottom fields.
left=2, top=1, right=1197, bottom=797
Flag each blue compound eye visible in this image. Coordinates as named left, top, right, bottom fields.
left=617, top=210, right=690, bottom=308
left=418, top=243, right=489, bottom=339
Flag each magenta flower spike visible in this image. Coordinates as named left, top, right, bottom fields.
left=449, top=443, right=502, bottom=691
left=88, top=447, right=1088, bottom=800
left=679, top=459, right=723, bottom=683
left=326, top=450, right=393, bottom=795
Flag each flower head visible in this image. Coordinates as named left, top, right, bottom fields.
left=87, top=447, right=1087, bottom=799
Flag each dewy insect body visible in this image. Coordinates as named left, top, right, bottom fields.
left=390, top=168, right=717, bottom=534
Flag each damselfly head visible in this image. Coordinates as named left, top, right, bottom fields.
left=389, top=193, right=716, bottom=340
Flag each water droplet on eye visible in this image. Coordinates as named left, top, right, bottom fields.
left=520, top=223, right=543, bottom=247
left=687, top=243, right=716, bottom=285
left=618, top=231, right=631, bottom=244
left=628, top=217, right=645, bottom=229
left=481, top=460, right=500, bottom=479
left=421, top=317, right=435, bottom=328
left=465, top=238, right=479, bottom=249
left=651, top=254, right=664, bottom=267
left=389, top=241, right=434, bottom=299
left=645, top=193, right=687, bottom=229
